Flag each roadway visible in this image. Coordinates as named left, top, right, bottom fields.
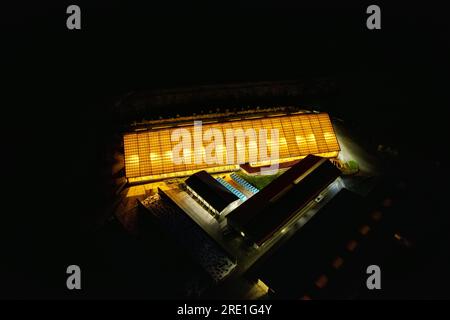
left=163, top=177, right=346, bottom=281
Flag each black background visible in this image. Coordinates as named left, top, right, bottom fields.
left=1, top=1, right=449, bottom=299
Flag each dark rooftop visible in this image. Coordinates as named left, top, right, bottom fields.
left=227, top=155, right=341, bottom=246
left=185, top=170, right=239, bottom=213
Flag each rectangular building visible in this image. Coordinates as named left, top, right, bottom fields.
left=185, top=170, right=241, bottom=216
left=123, top=113, right=340, bottom=182
left=227, top=155, right=341, bottom=247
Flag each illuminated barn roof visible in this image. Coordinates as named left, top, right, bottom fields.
left=124, top=113, right=340, bottom=182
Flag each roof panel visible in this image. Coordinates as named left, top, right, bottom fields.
left=124, top=113, right=339, bottom=179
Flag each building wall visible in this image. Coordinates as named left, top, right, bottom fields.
left=186, top=184, right=220, bottom=215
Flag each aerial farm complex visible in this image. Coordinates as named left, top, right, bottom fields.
left=114, top=106, right=383, bottom=299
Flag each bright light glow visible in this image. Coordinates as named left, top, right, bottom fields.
left=256, top=279, right=270, bottom=293
left=126, top=185, right=146, bottom=198
left=295, top=135, right=305, bottom=146
left=183, top=148, right=192, bottom=163
left=127, top=154, right=139, bottom=164
left=124, top=113, right=340, bottom=180
left=324, top=132, right=336, bottom=142
left=164, top=151, right=173, bottom=160
left=150, top=153, right=159, bottom=161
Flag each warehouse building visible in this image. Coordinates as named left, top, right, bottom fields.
left=185, top=170, right=241, bottom=216
left=227, top=155, right=341, bottom=247
left=123, top=112, right=340, bottom=183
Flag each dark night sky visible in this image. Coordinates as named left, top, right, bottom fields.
left=1, top=1, right=449, bottom=299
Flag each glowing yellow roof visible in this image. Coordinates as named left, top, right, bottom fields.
left=124, top=113, right=339, bottom=181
